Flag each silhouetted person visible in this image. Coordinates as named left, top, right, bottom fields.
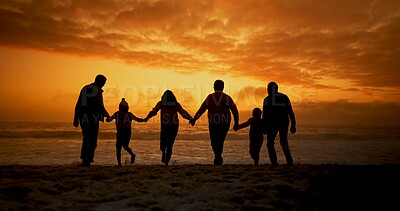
left=190, top=80, right=239, bottom=165
left=263, top=82, right=296, bottom=165
left=73, top=74, right=109, bottom=167
left=145, top=90, right=193, bottom=165
left=107, top=98, right=147, bottom=166
left=234, top=108, right=264, bottom=165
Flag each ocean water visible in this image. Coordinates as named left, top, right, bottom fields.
left=0, top=121, right=399, bottom=165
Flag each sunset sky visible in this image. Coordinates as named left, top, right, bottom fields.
left=1, top=0, right=400, bottom=126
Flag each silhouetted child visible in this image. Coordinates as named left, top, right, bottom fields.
left=234, top=108, right=264, bottom=165
left=107, top=98, right=146, bottom=166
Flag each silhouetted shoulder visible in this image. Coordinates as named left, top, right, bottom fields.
left=264, top=92, right=291, bottom=106
left=111, top=111, right=118, bottom=117
left=81, top=83, right=100, bottom=95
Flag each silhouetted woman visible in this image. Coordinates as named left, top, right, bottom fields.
left=145, top=90, right=193, bottom=165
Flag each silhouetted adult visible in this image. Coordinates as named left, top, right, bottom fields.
left=263, top=82, right=296, bottom=165
left=145, top=90, right=193, bottom=165
left=73, top=74, right=109, bottom=167
left=190, top=80, right=239, bottom=165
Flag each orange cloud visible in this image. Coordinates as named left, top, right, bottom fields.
left=1, top=0, right=400, bottom=89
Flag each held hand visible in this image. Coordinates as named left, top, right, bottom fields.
left=189, top=119, right=196, bottom=126
left=73, top=121, right=79, bottom=128
left=290, top=125, right=296, bottom=134
left=233, top=122, right=239, bottom=131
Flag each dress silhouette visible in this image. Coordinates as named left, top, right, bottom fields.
left=234, top=108, right=264, bottom=165
left=145, top=90, right=192, bottom=165
left=107, top=98, right=147, bottom=166
left=263, top=82, right=296, bottom=165
left=73, top=74, right=109, bottom=167
left=190, top=80, right=239, bottom=165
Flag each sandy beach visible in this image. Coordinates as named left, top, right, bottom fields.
left=1, top=164, right=399, bottom=210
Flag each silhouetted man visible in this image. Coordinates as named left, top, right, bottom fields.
left=190, top=80, right=239, bottom=165
left=263, top=82, right=296, bottom=165
left=73, top=74, right=109, bottom=167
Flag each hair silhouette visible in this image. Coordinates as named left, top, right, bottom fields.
left=119, top=98, right=129, bottom=112
left=161, top=90, right=177, bottom=108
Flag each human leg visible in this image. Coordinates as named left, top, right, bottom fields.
left=250, top=135, right=263, bottom=165
left=266, top=129, right=279, bottom=165
left=160, top=126, right=167, bottom=163
left=209, top=123, right=229, bottom=165
left=80, top=123, right=98, bottom=166
left=119, top=130, right=135, bottom=164
left=80, top=124, right=90, bottom=166
left=164, top=125, right=179, bottom=165
left=116, top=145, right=122, bottom=166
left=279, top=126, right=293, bottom=165
left=122, top=145, right=135, bottom=164
left=160, top=125, right=179, bottom=165
left=87, top=123, right=99, bottom=164
left=249, top=150, right=259, bottom=165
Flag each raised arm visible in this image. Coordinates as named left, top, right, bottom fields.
left=192, top=96, right=208, bottom=122
left=145, top=101, right=162, bottom=120
left=189, top=97, right=208, bottom=126
left=131, top=113, right=147, bottom=123
left=177, top=103, right=192, bottom=121
left=234, top=118, right=252, bottom=131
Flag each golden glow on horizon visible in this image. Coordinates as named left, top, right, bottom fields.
left=0, top=0, right=400, bottom=125
left=1, top=46, right=398, bottom=123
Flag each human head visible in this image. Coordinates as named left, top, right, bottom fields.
left=213, top=80, right=224, bottom=91
left=119, top=98, right=129, bottom=112
left=94, top=74, right=107, bottom=88
left=267, top=82, right=278, bottom=95
left=161, top=90, right=177, bottom=107
left=252, top=108, right=262, bottom=118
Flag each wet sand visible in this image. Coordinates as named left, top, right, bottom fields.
left=1, top=164, right=399, bottom=210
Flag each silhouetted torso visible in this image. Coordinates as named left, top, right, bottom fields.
left=263, top=92, right=295, bottom=127
left=249, top=117, right=264, bottom=138
left=198, top=91, right=237, bottom=124
left=110, top=111, right=137, bottom=131
left=74, top=83, right=108, bottom=124
left=149, top=101, right=190, bottom=125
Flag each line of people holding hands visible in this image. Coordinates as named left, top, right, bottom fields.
left=74, top=75, right=296, bottom=167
